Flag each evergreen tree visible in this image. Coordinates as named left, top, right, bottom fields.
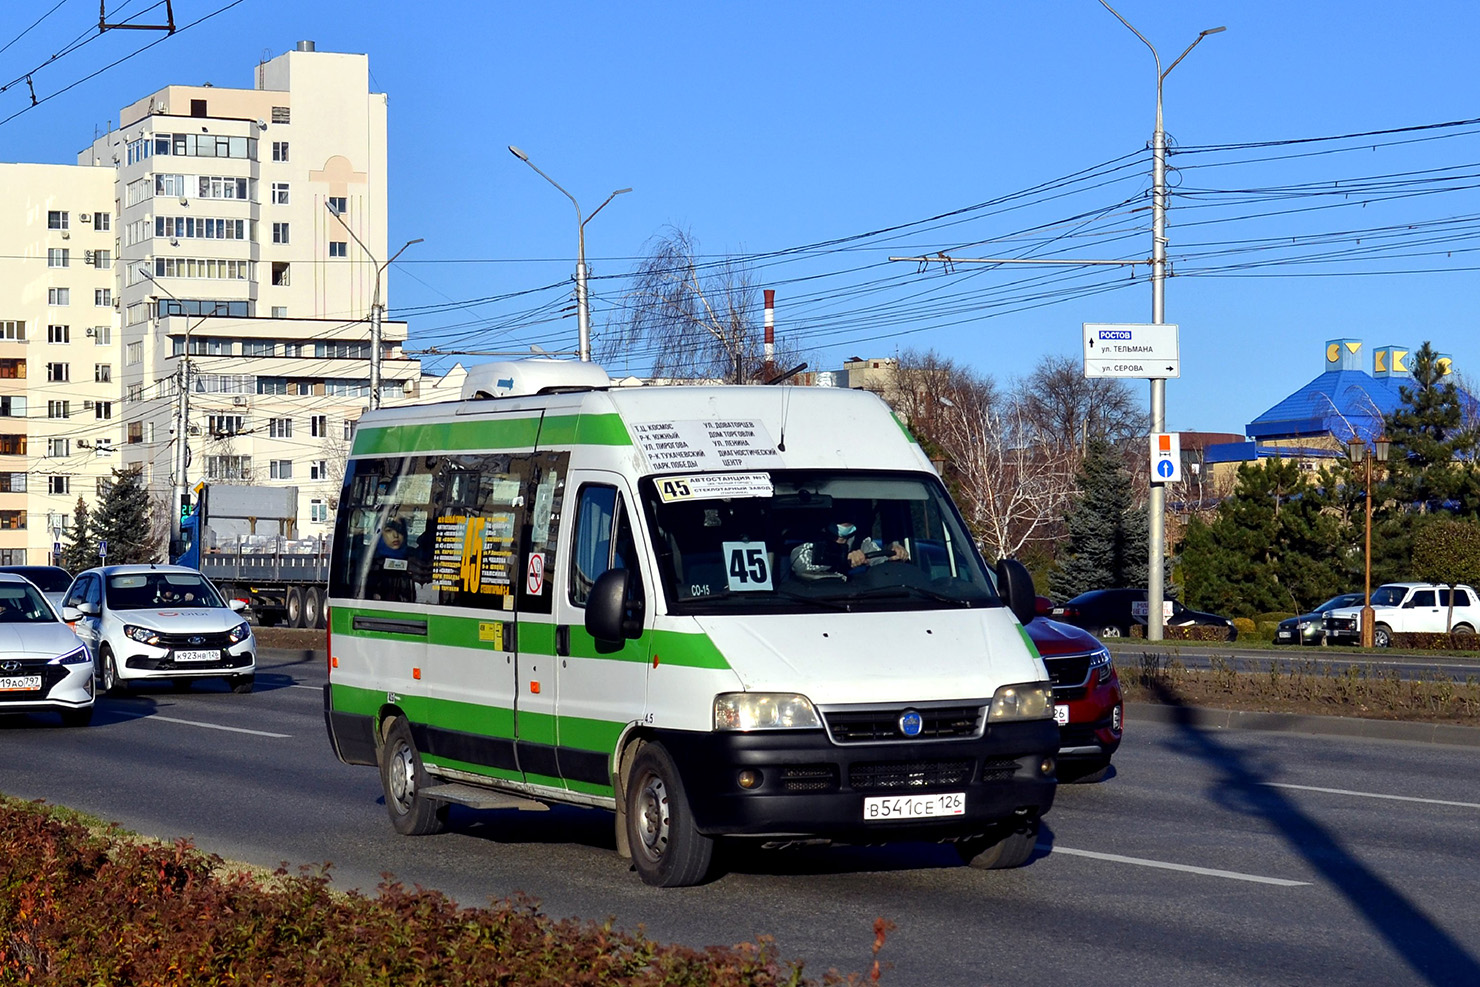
left=1178, top=457, right=1343, bottom=618
left=1049, top=438, right=1150, bottom=600
left=91, top=466, right=163, bottom=564
left=61, top=497, right=98, bottom=573
left=1384, top=341, right=1480, bottom=514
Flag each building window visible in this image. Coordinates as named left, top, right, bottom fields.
left=205, top=455, right=251, bottom=480
left=96, top=477, right=112, bottom=499
left=329, top=241, right=348, bottom=258
left=272, top=222, right=290, bottom=244
left=0, top=511, right=26, bottom=530
left=48, top=476, right=70, bottom=495
left=271, top=105, right=290, bottom=124
left=272, top=141, right=289, bottom=162
left=125, top=342, right=143, bottom=366
left=47, top=248, right=69, bottom=268
left=272, top=262, right=290, bottom=286
left=126, top=384, right=143, bottom=403
left=95, top=288, right=112, bottom=307
left=46, top=363, right=68, bottom=382
left=93, top=212, right=110, bottom=231
left=271, top=306, right=288, bottom=319
left=208, top=414, right=244, bottom=436
left=271, top=182, right=290, bottom=205
left=0, top=473, right=25, bottom=492
left=268, top=417, right=293, bottom=438
left=47, top=288, right=69, bottom=306
left=196, top=176, right=250, bottom=200
left=310, top=498, right=328, bottom=523
left=47, top=324, right=69, bottom=343
left=152, top=257, right=253, bottom=281
left=310, top=460, right=327, bottom=480
left=242, top=340, right=275, bottom=357
left=0, top=322, right=24, bottom=341
left=47, top=401, right=69, bottom=419
left=94, top=401, right=112, bottom=420
left=93, top=325, right=111, bottom=345
left=0, top=360, right=23, bottom=378
left=270, top=460, right=293, bottom=479
left=343, top=420, right=354, bottom=441
left=47, top=439, right=68, bottom=457
left=90, top=250, right=111, bottom=270
left=327, top=196, right=347, bottom=216
left=310, top=414, right=327, bottom=438
left=0, top=435, right=25, bottom=455
left=0, top=396, right=24, bottom=417
left=95, top=364, right=111, bottom=383
left=48, top=211, right=68, bottom=230
left=127, top=422, right=143, bottom=444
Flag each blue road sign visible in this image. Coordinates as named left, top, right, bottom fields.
left=1156, top=459, right=1176, bottom=479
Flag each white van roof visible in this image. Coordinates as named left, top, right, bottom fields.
left=461, top=359, right=612, bottom=399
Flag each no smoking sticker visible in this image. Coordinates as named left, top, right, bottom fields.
left=526, top=552, right=545, bottom=595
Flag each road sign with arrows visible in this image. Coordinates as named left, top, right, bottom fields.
left=1083, top=323, right=1180, bottom=379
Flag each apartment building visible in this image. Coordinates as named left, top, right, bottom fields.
left=0, top=163, right=124, bottom=563
left=76, top=41, right=419, bottom=550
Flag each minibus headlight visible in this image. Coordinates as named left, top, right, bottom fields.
left=987, top=683, right=1053, bottom=722
left=714, top=693, right=821, bottom=731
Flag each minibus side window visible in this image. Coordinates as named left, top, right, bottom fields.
left=570, top=485, right=640, bottom=608
left=329, top=456, right=438, bottom=603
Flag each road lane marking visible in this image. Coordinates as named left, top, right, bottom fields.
left=1042, top=845, right=1310, bottom=886
left=1260, top=782, right=1480, bottom=810
left=290, top=684, right=320, bottom=691
left=112, top=710, right=290, bottom=738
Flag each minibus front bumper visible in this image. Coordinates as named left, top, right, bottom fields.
left=653, top=719, right=1058, bottom=842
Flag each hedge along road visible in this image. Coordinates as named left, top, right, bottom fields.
left=1, top=647, right=1479, bottom=986
left=1106, top=639, right=1480, bottom=683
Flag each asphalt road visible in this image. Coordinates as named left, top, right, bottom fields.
left=1106, top=639, right=1480, bottom=684
left=2, top=649, right=1478, bottom=986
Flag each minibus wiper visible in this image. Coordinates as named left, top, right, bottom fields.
left=770, top=587, right=852, bottom=610
left=833, top=585, right=975, bottom=607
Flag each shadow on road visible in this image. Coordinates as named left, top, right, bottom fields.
left=1146, top=676, right=1480, bottom=986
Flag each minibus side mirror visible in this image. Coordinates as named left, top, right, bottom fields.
left=586, top=568, right=642, bottom=644
left=995, top=558, right=1037, bottom=627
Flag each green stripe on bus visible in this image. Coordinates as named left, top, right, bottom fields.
left=331, top=606, right=732, bottom=670
left=351, top=413, right=631, bottom=456
left=557, top=715, right=623, bottom=754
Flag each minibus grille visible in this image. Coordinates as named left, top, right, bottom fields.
left=849, top=759, right=974, bottom=792
left=780, top=765, right=839, bottom=793
left=822, top=705, right=984, bottom=744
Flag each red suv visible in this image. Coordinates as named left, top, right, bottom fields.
left=1025, top=609, right=1122, bottom=782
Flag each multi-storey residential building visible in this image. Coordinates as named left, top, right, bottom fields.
left=0, top=163, right=124, bottom=563
left=78, top=41, right=419, bottom=551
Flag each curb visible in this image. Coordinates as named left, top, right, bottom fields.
left=1127, top=702, right=1480, bottom=748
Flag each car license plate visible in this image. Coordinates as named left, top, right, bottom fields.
left=1053, top=704, right=1070, bottom=725
left=1277, top=630, right=1292, bottom=639
left=863, top=793, right=965, bottom=820
left=0, top=675, right=42, bottom=691
left=173, top=649, right=219, bottom=663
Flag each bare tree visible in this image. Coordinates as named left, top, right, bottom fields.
left=606, top=226, right=803, bottom=383
left=1018, top=354, right=1148, bottom=456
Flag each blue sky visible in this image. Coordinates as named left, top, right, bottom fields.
left=5, top=1, right=1480, bottom=435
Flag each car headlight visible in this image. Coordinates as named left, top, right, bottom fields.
left=50, top=646, right=90, bottom=666
left=124, top=624, right=161, bottom=645
left=227, top=621, right=252, bottom=644
left=1087, top=645, right=1113, bottom=683
left=714, top=693, right=821, bottom=731
left=988, top=682, right=1053, bottom=722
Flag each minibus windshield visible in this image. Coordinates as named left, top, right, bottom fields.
left=640, top=470, right=1002, bottom=614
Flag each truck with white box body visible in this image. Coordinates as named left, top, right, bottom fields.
left=322, top=360, right=1058, bottom=886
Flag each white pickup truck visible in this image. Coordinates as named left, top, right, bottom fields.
left=1323, top=582, right=1480, bottom=647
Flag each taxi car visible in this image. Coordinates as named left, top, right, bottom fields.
left=0, top=572, right=93, bottom=726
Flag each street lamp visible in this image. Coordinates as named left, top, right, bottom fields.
left=1347, top=435, right=1391, bottom=648
left=1100, top=2, right=1224, bottom=640
left=325, top=203, right=422, bottom=410
left=138, top=267, right=225, bottom=549
left=508, top=145, right=631, bottom=363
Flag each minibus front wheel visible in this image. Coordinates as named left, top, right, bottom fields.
left=626, top=742, right=714, bottom=887
left=380, top=716, right=449, bottom=836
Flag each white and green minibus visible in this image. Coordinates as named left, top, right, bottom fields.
left=324, top=360, right=1058, bottom=886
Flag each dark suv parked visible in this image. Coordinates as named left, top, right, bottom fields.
left=1050, top=588, right=1237, bottom=640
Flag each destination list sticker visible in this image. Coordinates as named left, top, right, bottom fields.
left=631, top=419, right=784, bottom=472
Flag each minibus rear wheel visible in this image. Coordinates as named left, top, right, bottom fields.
left=380, top=717, right=448, bottom=836
left=626, top=742, right=714, bottom=887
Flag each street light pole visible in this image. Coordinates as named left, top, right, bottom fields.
left=326, top=204, right=421, bottom=410
left=1101, top=2, right=1224, bottom=640
left=508, top=146, right=630, bottom=363
left=1347, top=435, right=1391, bottom=647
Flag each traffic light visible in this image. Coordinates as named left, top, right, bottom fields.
left=180, top=494, right=193, bottom=521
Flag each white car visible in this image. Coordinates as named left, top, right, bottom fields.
left=0, top=573, right=94, bottom=727
left=1323, top=582, right=1480, bottom=647
left=0, top=565, right=74, bottom=613
left=64, top=565, right=256, bottom=694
